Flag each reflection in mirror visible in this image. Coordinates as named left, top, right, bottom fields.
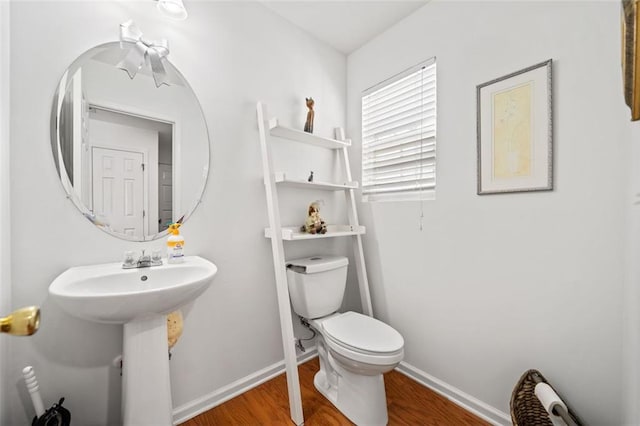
left=52, top=42, right=210, bottom=241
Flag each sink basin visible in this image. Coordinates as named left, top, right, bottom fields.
left=49, top=256, right=218, bottom=324
left=48, top=255, right=217, bottom=426
left=49, top=255, right=217, bottom=324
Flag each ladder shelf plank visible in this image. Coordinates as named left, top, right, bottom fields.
left=272, top=172, right=358, bottom=191
left=269, top=120, right=351, bottom=149
left=264, top=225, right=366, bottom=241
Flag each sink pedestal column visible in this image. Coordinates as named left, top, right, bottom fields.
left=123, top=315, right=172, bottom=425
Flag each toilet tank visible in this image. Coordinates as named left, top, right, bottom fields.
left=286, top=256, right=349, bottom=319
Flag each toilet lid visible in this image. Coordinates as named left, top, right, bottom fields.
left=321, top=311, right=404, bottom=354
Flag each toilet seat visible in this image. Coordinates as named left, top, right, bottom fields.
left=319, top=311, right=404, bottom=366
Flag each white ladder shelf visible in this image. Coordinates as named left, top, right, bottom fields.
left=256, top=102, right=373, bottom=425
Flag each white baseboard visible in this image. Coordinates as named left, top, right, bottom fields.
left=395, top=361, right=512, bottom=426
left=172, top=348, right=318, bottom=424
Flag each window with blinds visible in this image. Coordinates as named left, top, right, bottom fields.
left=361, top=58, right=436, bottom=202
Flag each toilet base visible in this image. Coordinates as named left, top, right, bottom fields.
left=314, top=357, right=389, bottom=425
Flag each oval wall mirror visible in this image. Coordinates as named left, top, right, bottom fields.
left=51, top=42, right=210, bottom=241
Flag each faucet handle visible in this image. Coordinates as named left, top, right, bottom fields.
left=123, top=251, right=136, bottom=269
left=123, top=251, right=135, bottom=265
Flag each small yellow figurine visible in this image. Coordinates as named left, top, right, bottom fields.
left=304, top=97, right=315, bottom=134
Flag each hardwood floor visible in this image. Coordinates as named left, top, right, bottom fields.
left=182, top=358, right=490, bottom=425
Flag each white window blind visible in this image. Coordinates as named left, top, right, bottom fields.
left=361, top=58, right=436, bottom=202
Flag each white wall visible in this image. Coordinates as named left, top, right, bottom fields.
left=624, top=120, right=640, bottom=424
left=8, top=1, right=346, bottom=424
left=347, top=1, right=629, bottom=424
left=0, top=2, right=10, bottom=424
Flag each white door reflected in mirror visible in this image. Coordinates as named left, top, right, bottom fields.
left=92, top=147, right=145, bottom=238
left=88, top=109, right=169, bottom=238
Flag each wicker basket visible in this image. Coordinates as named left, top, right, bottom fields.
left=510, top=369, right=581, bottom=426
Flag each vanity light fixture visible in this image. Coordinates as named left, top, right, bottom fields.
left=156, top=0, right=188, bottom=20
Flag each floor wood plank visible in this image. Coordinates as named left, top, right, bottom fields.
left=181, top=358, right=490, bottom=425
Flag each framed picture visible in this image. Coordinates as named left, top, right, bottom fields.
left=623, top=0, right=640, bottom=121
left=476, top=60, right=553, bottom=195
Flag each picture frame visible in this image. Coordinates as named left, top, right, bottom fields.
left=623, top=0, right=640, bottom=121
left=476, top=59, right=553, bottom=195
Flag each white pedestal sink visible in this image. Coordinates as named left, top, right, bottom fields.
left=49, top=255, right=217, bottom=426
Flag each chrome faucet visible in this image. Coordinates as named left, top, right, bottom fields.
left=122, top=250, right=163, bottom=269
left=137, top=250, right=152, bottom=268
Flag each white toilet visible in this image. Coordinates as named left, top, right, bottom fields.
left=286, top=255, right=404, bottom=426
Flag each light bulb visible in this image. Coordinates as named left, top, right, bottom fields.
left=157, top=0, right=188, bottom=20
